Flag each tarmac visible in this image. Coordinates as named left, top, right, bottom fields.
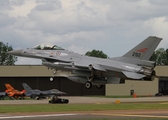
left=0, top=96, right=168, bottom=104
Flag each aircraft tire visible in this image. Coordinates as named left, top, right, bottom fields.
left=50, top=77, right=54, bottom=81
left=85, top=81, right=92, bottom=89
left=36, top=97, right=41, bottom=100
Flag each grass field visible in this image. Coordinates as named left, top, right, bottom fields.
left=0, top=102, right=168, bottom=113
left=0, top=102, right=168, bottom=120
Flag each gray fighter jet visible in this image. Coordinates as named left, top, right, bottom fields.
left=22, top=83, right=66, bottom=99
left=8, top=36, right=162, bottom=89
left=0, top=92, right=7, bottom=100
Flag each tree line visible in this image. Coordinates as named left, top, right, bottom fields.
left=0, top=42, right=17, bottom=65
left=150, top=48, right=168, bottom=65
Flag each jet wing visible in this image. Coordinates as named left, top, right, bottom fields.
left=73, top=63, right=107, bottom=71
left=91, top=64, right=107, bottom=71
left=8, top=92, right=15, bottom=97
left=25, top=93, right=33, bottom=97
left=43, top=62, right=107, bottom=72
left=41, top=90, right=66, bottom=96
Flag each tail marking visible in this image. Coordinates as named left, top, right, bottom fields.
left=136, top=48, right=148, bottom=53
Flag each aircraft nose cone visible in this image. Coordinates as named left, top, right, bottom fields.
left=7, top=50, right=23, bottom=56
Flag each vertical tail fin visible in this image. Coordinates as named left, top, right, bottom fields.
left=5, top=84, right=15, bottom=92
left=22, top=83, right=32, bottom=91
left=123, top=36, right=162, bottom=60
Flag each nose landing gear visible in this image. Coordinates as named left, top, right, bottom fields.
left=50, top=69, right=57, bottom=82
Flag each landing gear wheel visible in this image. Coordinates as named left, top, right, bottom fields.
left=96, top=85, right=103, bottom=89
left=50, top=77, right=54, bottom=81
left=85, top=81, right=92, bottom=89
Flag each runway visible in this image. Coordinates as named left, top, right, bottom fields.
left=0, top=96, right=168, bottom=104
left=0, top=96, right=168, bottom=119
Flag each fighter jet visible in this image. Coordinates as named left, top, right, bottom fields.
left=5, top=84, right=25, bottom=99
left=22, top=83, right=66, bottom=100
left=0, top=92, right=7, bottom=100
left=8, top=36, right=162, bottom=89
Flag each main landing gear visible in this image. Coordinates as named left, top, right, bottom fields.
left=85, top=81, right=92, bottom=89
left=84, top=71, right=104, bottom=89
left=85, top=76, right=103, bottom=89
left=84, top=81, right=103, bottom=89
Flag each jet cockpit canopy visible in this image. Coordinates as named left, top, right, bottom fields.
left=51, top=89, right=59, bottom=92
left=32, top=44, right=64, bottom=50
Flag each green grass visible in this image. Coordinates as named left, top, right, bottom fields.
left=1, top=97, right=33, bottom=100
left=0, top=103, right=168, bottom=113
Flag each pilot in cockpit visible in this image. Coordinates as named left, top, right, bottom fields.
left=33, top=44, right=64, bottom=50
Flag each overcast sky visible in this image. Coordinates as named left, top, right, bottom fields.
left=1, top=0, right=168, bottom=65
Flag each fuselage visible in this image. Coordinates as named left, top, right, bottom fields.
left=9, top=48, right=152, bottom=81
left=13, top=48, right=143, bottom=74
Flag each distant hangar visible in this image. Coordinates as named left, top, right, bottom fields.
left=0, top=65, right=167, bottom=96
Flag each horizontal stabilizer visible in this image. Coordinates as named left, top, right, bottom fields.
left=107, top=76, right=125, bottom=84
left=122, top=71, right=145, bottom=79
left=0, top=92, right=7, bottom=96
left=111, top=57, right=156, bottom=67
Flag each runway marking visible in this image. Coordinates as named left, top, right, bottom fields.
left=0, top=114, right=77, bottom=119
left=92, top=113, right=168, bottom=118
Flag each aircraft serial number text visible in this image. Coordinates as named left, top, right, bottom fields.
left=132, top=52, right=141, bottom=57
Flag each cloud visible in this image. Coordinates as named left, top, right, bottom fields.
left=67, top=45, right=90, bottom=55
left=144, top=17, right=168, bottom=48
left=35, top=0, right=62, bottom=11
left=149, top=0, right=168, bottom=6
left=0, top=0, right=168, bottom=64
left=0, top=13, right=16, bottom=27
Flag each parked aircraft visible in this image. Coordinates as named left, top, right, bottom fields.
left=0, top=92, right=7, bottom=100
left=8, top=36, right=162, bottom=89
left=5, top=84, right=25, bottom=99
left=22, top=83, right=66, bottom=100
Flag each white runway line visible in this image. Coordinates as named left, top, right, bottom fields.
left=92, top=113, right=168, bottom=119
left=0, top=114, right=77, bottom=119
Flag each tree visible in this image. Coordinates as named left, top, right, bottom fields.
left=85, top=49, right=108, bottom=58
left=150, top=48, right=168, bottom=65
left=0, top=42, right=17, bottom=65
left=165, top=49, right=168, bottom=65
